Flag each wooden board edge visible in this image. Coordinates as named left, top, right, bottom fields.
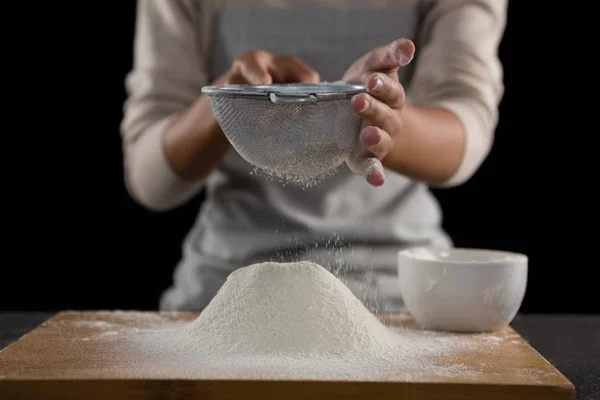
left=0, top=379, right=576, bottom=400
left=0, top=312, right=59, bottom=354
left=504, top=325, right=576, bottom=392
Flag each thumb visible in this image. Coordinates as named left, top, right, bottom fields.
left=364, top=38, right=416, bottom=72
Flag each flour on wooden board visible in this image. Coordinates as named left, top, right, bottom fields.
left=128, top=261, right=481, bottom=380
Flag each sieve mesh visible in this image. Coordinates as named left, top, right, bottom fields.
left=203, top=84, right=366, bottom=180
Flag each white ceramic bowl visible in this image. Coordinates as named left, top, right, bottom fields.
left=397, top=247, right=528, bottom=333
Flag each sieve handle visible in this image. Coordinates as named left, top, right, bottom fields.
left=269, top=92, right=318, bottom=105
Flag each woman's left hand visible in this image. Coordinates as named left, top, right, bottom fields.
left=341, top=38, right=415, bottom=187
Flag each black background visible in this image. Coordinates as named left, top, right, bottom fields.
left=2, top=2, right=597, bottom=314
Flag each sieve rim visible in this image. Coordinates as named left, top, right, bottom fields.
left=201, top=83, right=367, bottom=103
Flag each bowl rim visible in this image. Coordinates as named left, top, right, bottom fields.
left=397, top=246, right=528, bottom=265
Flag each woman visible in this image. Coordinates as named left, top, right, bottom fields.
left=121, top=0, right=507, bottom=313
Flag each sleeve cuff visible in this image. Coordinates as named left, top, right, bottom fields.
left=429, top=100, right=493, bottom=188
left=127, top=116, right=204, bottom=211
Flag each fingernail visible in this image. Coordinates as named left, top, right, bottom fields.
left=368, top=171, right=385, bottom=187
left=362, top=127, right=380, bottom=146
left=359, top=98, right=369, bottom=112
left=370, top=77, right=383, bottom=91
left=396, top=50, right=411, bottom=66
left=395, top=41, right=414, bottom=66
left=363, top=159, right=385, bottom=186
left=352, top=95, right=369, bottom=112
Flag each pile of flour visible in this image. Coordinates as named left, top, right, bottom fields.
left=136, top=261, right=473, bottom=380
left=182, top=261, right=396, bottom=357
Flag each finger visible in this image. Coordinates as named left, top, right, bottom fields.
left=359, top=126, right=392, bottom=160
left=363, top=38, right=416, bottom=72
left=234, top=57, right=272, bottom=85
left=347, top=151, right=386, bottom=187
left=351, top=93, right=398, bottom=133
left=275, top=56, right=320, bottom=83
left=366, top=160, right=386, bottom=186
left=366, top=73, right=406, bottom=110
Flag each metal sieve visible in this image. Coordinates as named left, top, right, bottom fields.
left=201, top=83, right=367, bottom=179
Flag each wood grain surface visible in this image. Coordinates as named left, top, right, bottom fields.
left=0, top=311, right=575, bottom=400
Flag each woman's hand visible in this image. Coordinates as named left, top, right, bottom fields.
left=216, top=50, right=320, bottom=85
left=341, top=38, right=415, bottom=187
left=164, top=51, right=318, bottom=184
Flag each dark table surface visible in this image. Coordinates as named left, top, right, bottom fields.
left=1, top=312, right=598, bottom=399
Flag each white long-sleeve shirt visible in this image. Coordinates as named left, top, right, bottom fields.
left=120, top=0, right=507, bottom=312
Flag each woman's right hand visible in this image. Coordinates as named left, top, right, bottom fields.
left=215, top=50, right=321, bottom=85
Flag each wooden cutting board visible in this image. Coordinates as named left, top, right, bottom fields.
left=0, top=311, right=575, bottom=400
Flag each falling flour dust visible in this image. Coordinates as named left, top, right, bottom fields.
left=132, top=261, right=477, bottom=380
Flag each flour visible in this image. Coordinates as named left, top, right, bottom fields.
left=181, top=261, right=396, bottom=357
left=131, top=261, right=475, bottom=380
